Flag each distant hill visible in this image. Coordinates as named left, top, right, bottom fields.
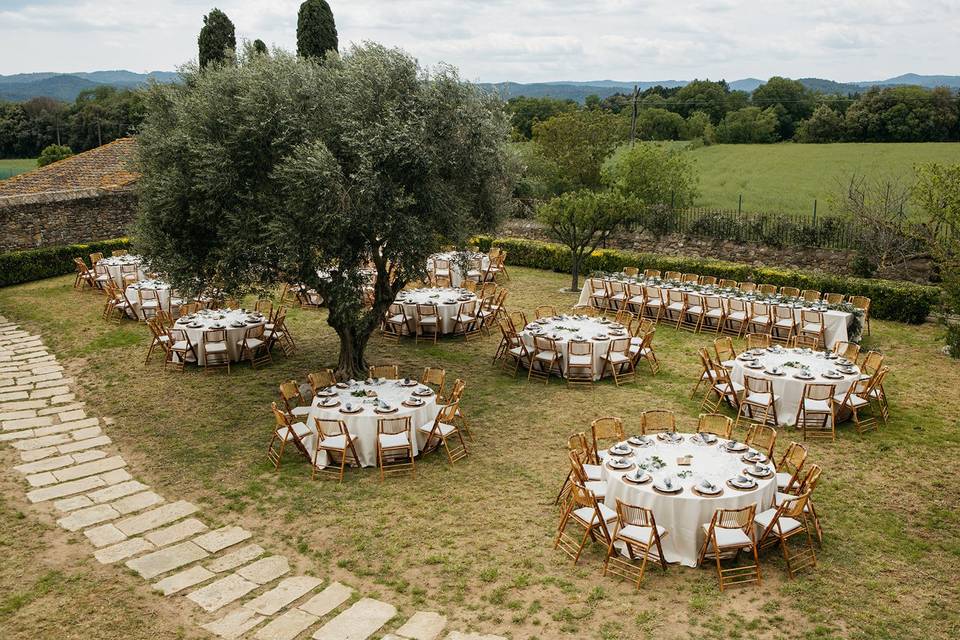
left=2, top=69, right=958, bottom=103
left=0, top=70, right=179, bottom=102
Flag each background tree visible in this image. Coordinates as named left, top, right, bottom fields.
left=253, top=39, right=269, bottom=56
left=198, top=8, right=236, bottom=68
left=532, top=109, right=628, bottom=189
left=37, top=144, right=73, bottom=167
left=751, top=76, right=815, bottom=139
left=682, top=110, right=716, bottom=144
left=505, top=96, right=578, bottom=140
left=795, top=104, right=845, bottom=143
left=670, top=79, right=731, bottom=123
left=913, top=162, right=960, bottom=355
left=297, top=0, right=338, bottom=60
left=601, top=142, right=699, bottom=208
left=634, top=108, right=685, bottom=141
left=537, top=190, right=637, bottom=291
left=715, top=106, right=779, bottom=143
left=134, top=46, right=510, bottom=378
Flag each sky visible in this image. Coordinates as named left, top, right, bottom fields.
left=1, top=0, right=958, bottom=82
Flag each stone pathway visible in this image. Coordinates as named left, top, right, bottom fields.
left=0, top=315, right=503, bottom=640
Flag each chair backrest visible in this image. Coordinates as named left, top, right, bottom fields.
left=244, top=324, right=265, bottom=341
left=743, top=374, right=772, bottom=396
left=714, top=336, right=736, bottom=363
left=508, top=310, right=528, bottom=331
left=369, top=364, right=399, bottom=379
left=255, top=299, right=273, bottom=316
left=697, top=413, right=733, bottom=438
left=569, top=482, right=612, bottom=542
left=567, top=339, right=593, bottom=358
left=790, top=335, right=818, bottom=349
left=802, top=289, right=821, bottom=302
left=745, top=423, right=777, bottom=457
left=421, top=367, right=446, bottom=396
left=697, top=348, right=715, bottom=381
left=861, top=350, right=884, bottom=374
left=314, top=417, right=348, bottom=441
left=801, top=309, right=824, bottom=326
left=446, top=378, right=466, bottom=404
left=533, top=335, right=558, bottom=354
left=308, top=369, right=337, bottom=393
left=535, top=305, right=557, bottom=319
left=780, top=286, right=800, bottom=298
left=758, top=284, right=777, bottom=295
left=641, top=409, right=675, bottom=434
left=615, top=499, right=658, bottom=531
left=607, top=336, right=631, bottom=357
left=750, top=301, right=770, bottom=317
left=849, top=295, right=870, bottom=315
left=622, top=267, right=639, bottom=277
left=664, top=271, right=682, bottom=281
left=799, top=463, right=822, bottom=494
left=614, top=309, right=633, bottom=326
left=377, top=415, right=411, bottom=436
left=709, top=504, right=756, bottom=541
left=802, top=382, right=835, bottom=402
left=824, top=292, right=845, bottom=304
left=204, top=328, right=226, bottom=346
left=89, top=252, right=103, bottom=265
left=279, top=380, right=304, bottom=411
left=682, top=273, right=699, bottom=283
left=773, top=304, right=794, bottom=322
left=833, top=341, right=860, bottom=361
left=591, top=416, right=624, bottom=451
left=719, top=279, right=738, bottom=289
left=700, top=275, right=717, bottom=286
left=644, top=269, right=661, bottom=278
left=777, top=442, right=808, bottom=478
left=739, top=282, right=757, bottom=294
left=728, top=297, right=747, bottom=314
left=746, top=333, right=771, bottom=349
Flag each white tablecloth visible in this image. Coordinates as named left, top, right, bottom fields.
left=427, top=252, right=490, bottom=287
left=98, top=255, right=146, bottom=287
left=124, top=281, right=172, bottom=319
left=519, top=315, right=628, bottom=380
left=395, top=288, right=478, bottom=334
left=578, top=278, right=853, bottom=347
left=728, top=348, right=860, bottom=426
left=303, top=379, right=439, bottom=468
left=602, top=433, right=777, bottom=567
left=171, top=309, right=266, bottom=365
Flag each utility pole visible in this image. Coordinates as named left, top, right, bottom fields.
left=629, top=85, right=640, bottom=147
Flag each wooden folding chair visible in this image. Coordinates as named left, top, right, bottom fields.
left=603, top=500, right=668, bottom=588
left=377, top=416, right=415, bottom=480
left=311, top=418, right=360, bottom=483
left=698, top=505, right=762, bottom=591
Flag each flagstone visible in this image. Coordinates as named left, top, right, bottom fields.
left=144, top=518, right=208, bottom=547
left=1, top=416, right=52, bottom=430
left=58, top=409, right=86, bottom=421
left=310, top=598, right=396, bottom=640
left=110, top=491, right=165, bottom=515
left=201, top=608, right=266, bottom=639
left=56, top=435, right=111, bottom=454
left=244, top=576, right=323, bottom=616
left=94, top=537, right=155, bottom=564
left=194, top=526, right=252, bottom=553
left=84, top=523, right=127, bottom=548
left=126, top=541, right=209, bottom=579
left=394, top=612, right=447, bottom=640
left=188, top=574, right=260, bottom=612
left=254, top=609, right=319, bottom=640
left=54, top=495, right=94, bottom=512
left=51, top=455, right=126, bottom=482
left=153, top=565, right=216, bottom=596
left=57, top=503, right=120, bottom=531
left=114, top=500, right=199, bottom=536
left=87, top=480, right=150, bottom=504
left=27, top=475, right=105, bottom=503
left=29, top=386, right=70, bottom=399
left=299, top=582, right=353, bottom=618
left=236, top=556, right=290, bottom=585
left=207, top=544, right=265, bottom=573
left=37, top=402, right=83, bottom=416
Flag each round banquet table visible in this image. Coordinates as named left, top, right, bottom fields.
left=519, top=314, right=629, bottom=380
left=395, top=288, right=478, bottom=335
left=171, top=309, right=266, bottom=365
left=427, top=252, right=490, bottom=287
left=302, top=379, right=439, bottom=468
left=728, top=347, right=861, bottom=426
left=125, top=280, right=172, bottom=319
left=98, top=255, right=146, bottom=287
left=601, top=433, right=778, bottom=567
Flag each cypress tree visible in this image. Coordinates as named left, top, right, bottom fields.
left=198, top=8, right=236, bottom=68
left=296, top=0, right=338, bottom=59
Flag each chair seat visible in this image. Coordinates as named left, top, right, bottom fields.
left=434, top=269, right=450, bottom=277
left=802, top=323, right=823, bottom=332
left=686, top=306, right=703, bottom=314
left=456, top=315, right=476, bottom=324
left=618, top=523, right=667, bottom=545
left=418, top=317, right=438, bottom=325
left=834, top=393, right=868, bottom=407
left=204, top=342, right=228, bottom=353
left=604, top=352, right=630, bottom=364
left=705, top=308, right=724, bottom=317
left=721, top=359, right=736, bottom=368
left=508, top=346, right=528, bottom=358
left=290, top=406, right=311, bottom=417
left=775, top=492, right=811, bottom=512
left=583, top=464, right=602, bottom=481
left=379, top=432, right=410, bottom=448
left=702, top=524, right=753, bottom=548
left=278, top=421, right=313, bottom=442
left=417, top=420, right=457, bottom=436
left=318, top=434, right=350, bottom=451
left=141, top=300, right=160, bottom=309
left=754, top=508, right=804, bottom=535
left=645, top=299, right=662, bottom=307
left=750, top=315, right=770, bottom=324
left=535, top=351, right=559, bottom=361
left=775, top=318, right=796, bottom=327
left=701, top=369, right=718, bottom=380
left=387, top=314, right=406, bottom=324
left=667, top=302, right=684, bottom=311
left=573, top=502, right=617, bottom=525
left=239, top=337, right=265, bottom=349
left=265, top=330, right=285, bottom=340
left=745, top=392, right=777, bottom=406
left=157, top=335, right=171, bottom=343
left=714, top=380, right=745, bottom=394
left=802, top=398, right=832, bottom=412
left=171, top=341, right=192, bottom=351
left=775, top=472, right=793, bottom=489
left=628, top=296, right=645, bottom=304
left=585, top=480, right=608, bottom=499
left=728, top=311, right=747, bottom=321
left=568, top=354, right=592, bottom=366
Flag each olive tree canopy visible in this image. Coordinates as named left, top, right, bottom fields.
left=134, top=45, right=511, bottom=377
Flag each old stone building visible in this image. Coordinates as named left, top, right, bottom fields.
left=0, top=138, right=138, bottom=252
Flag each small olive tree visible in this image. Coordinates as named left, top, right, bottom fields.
left=537, top=190, right=637, bottom=291
left=135, top=46, right=511, bottom=377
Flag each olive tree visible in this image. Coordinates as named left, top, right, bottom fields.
left=537, top=190, right=638, bottom=291
left=134, top=45, right=511, bottom=377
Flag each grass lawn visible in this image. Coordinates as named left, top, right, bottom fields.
left=0, top=158, right=37, bottom=180
left=688, top=142, right=960, bottom=216
left=1, top=266, right=959, bottom=639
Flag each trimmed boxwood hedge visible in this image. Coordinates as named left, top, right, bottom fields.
left=0, top=238, right=131, bottom=288
left=481, top=236, right=940, bottom=325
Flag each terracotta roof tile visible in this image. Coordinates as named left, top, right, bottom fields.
left=0, top=137, right=138, bottom=198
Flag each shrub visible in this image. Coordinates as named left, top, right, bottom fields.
left=37, top=144, right=73, bottom=167
left=490, top=236, right=939, bottom=324
left=0, top=238, right=130, bottom=288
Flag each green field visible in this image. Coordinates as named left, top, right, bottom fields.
left=0, top=159, right=37, bottom=180
left=689, top=142, right=960, bottom=216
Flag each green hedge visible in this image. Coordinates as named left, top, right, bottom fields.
left=0, top=238, right=131, bottom=288
left=483, top=236, right=940, bottom=325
